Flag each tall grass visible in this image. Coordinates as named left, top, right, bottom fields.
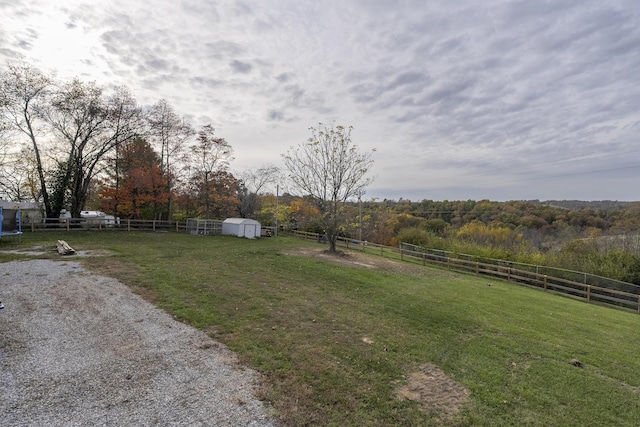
left=397, top=226, right=640, bottom=284
left=4, top=231, right=640, bottom=426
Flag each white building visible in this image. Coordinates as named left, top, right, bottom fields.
left=0, top=200, right=42, bottom=223
left=221, top=218, right=261, bottom=239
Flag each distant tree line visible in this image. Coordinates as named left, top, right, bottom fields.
left=256, top=197, right=640, bottom=283
left=257, top=198, right=640, bottom=247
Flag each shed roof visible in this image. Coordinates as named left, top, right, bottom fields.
left=223, top=218, right=260, bottom=225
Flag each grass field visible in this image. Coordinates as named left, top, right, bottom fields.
left=2, top=231, right=640, bottom=426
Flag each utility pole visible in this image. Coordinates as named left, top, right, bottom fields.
left=358, top=194, right=362, bottom=241
left=275, top=184, right=279, bottom=238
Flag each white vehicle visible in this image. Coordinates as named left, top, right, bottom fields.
left=60, top=209, right=119, bottom=227
left=80, top=210, right=118, bottom=227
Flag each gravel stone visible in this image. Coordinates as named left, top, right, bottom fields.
left=0, top=259, right=278, bottom=426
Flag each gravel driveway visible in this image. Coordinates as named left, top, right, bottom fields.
left=0, top=259, right=278, bottom=426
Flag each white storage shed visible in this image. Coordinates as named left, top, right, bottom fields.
left=221, top=218, right=261, bottom=239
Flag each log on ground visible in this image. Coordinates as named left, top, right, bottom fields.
left=56, top=240, right=76, bottom=256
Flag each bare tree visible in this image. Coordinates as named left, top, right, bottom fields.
left=186, top=124, right=234, bottom=218
left=0, top=118, right=14, bottom=198
left=148, top=99, right=194, bottom=219
left=0, top=144, right=41, bottom=201
left=0, top=114, right=9, bottom=169
left=0, top=63, right=53, bottom=213
left=237, top=164, right=280, bottom=218
left=283, top=123, right=375, bottom=253
left=43, top=79, right=142, bottom=217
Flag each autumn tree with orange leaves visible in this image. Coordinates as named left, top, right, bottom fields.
left=99, top=137, right=168, bottom=219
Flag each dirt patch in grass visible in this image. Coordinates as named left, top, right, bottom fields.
left=0, top=245, right=113, bottom=258
left=396, top=364, right=471, bottom=421
left=0, top=245, right=49, bottom=257
left=285, top=245, right=429, bottom=275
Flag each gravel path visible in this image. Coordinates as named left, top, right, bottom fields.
left=0, top=259, right=278, bottom=426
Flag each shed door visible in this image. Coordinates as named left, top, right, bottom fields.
left=244, top=225, right=256, bottom=239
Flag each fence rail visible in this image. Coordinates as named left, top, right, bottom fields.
left=27, top=217, right=187, bottom=232
left=399, top=242, right=640, bottom=295
left=293, top=231, right=640, bottom=314
left=21, top=217, right=274, bottom=236
left=399, top=242, right=640, bottom=298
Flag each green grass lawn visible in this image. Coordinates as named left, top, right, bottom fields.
left=3, top=231, right=640, bottom=426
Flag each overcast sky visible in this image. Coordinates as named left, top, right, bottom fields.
left=2, top=0, right=639, bottom=201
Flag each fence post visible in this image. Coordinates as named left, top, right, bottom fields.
left=475, top=262, right=479, bottom=276
left=447, top=258, right=451, bottom=271
left=66, top=219, right=70, bottom=232
left=507, top=268, right=511, bottom=282
left=544, top=275, right=548, bottom=291
left=422, top=252, right=426, bottom=266
left=587, top=285, right=591, bottom=303
left=127, top=219, right=131, bottom=232
left=400, top=248, right=403, bottom=261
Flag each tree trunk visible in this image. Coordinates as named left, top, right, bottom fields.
left=328, top=233, right=338, bottom=253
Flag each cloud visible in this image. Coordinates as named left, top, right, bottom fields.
left=230, top=59, right=252, bottom=74
left=189, top=76, right=224, bottom=88
left=267, top=110, right=284, bottom=122
left=204, top=40, right=245, bottom=59
left=275, top=72, right=292, bottom=82
left=2, top=0, right=639, bottom=201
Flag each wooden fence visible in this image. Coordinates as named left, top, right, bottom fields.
left=22, top=217, right=274, bottom=236
left=29, top=217, right=187, bottom=233
left=293, top=230, right=640, bottom=314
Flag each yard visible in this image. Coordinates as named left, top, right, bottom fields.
left=2, top=231, right=640, bottom=426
